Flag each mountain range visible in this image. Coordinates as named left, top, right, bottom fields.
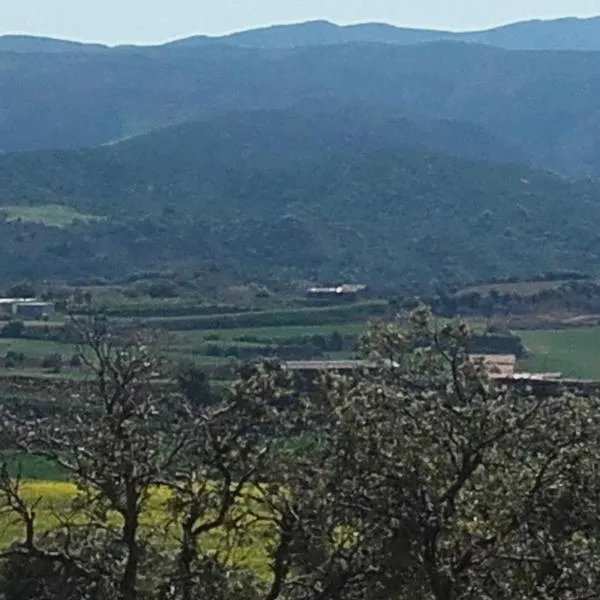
left=2, top=40, right=600, bottom=176
left=3, top=16, right=600, bottom=292
left=4, top=15, right=600, bottom=52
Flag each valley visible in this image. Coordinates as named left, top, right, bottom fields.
left=2, top=12, right=600, bottom=599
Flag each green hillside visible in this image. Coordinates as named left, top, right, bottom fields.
left=0, top=115, right=600, bottom=292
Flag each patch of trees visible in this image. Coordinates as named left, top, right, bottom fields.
left=422, top=279, right=600, bottom=318
left=0, top=311, right=599, bottom=599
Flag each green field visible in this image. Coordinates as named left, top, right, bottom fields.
left=518, top=327, right=600, bottom=379
left=0, top=204, right=102, bottom=228
left=176, top=323, right=367, bottom=344
left=0, top=339, right=74, bottom=358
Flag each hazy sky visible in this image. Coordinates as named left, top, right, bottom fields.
left=2, top=0, right=600, bottom=44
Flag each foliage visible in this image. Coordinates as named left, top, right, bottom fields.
left=2, top=96, right=600, bottom=291
left=6, top=283, right=36, bottom=299
left=2, top=311, right=600, bottom=599
left=4, top=351, right=25, bottom=369
left=0, top=321, right=25, bottom=339
left=40, top=353, right=64, bottom=373
left=175, top=364, right=215, bottom=408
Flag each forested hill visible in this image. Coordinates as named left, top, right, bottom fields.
left=2, top=41, right=600, bottom=179
left=1, top=114, right=600, bottom=291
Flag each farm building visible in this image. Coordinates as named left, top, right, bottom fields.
left=306, top=284, right=369, bottom=301
left=469, top=354, right=517, bottom=378
left=285, top=355, right=561, bottom=382
left=0, top=298, right=55, bottom=319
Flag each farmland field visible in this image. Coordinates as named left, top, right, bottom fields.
left=518, top=327, right=600, bottom=379
left=176, top=323, right=368, bottom=344
left=0, top=204, right=102, bottom=228
left=0, top=338, right=75, bottom=358
left=0, top=478, right=270, bottom=574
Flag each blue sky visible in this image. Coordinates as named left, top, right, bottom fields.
left=2, top=0, right=600, bottom=44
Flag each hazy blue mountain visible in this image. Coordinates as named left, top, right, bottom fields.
left=165, top=16, right=600, bottom=51
left=0, top=35, right=107, bottom=53
left=164, top=20, right=456, bottom=49
left=4, top=14, right=600, bottom=55
left=0, top=41, right=599, bottom=176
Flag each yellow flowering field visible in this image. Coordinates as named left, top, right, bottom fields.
left=0, top=481, right=272, bottom=575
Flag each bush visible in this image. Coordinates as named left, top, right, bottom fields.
left=4, top=350, right=25, bottom=369
left=69, top=353, right=83, bottom=367
left=176, top=364, right=214, bottom=408
left=6, top=282, right=36, bottom=298
left=42, top=353, right=64, bottom=373
left=1, top=320, right=25, bottom=338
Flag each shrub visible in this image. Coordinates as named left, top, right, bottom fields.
left=4, top=350, right=25, bottom=369
left=41, top=353, right=64, bottom=373
left=69, top=353, right=83, bottom=368
left=1, top=320, right=25, bottom=339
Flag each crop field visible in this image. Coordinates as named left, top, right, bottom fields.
left=518, top=326, right=600, bottom=379
left=0, top=478, right=270, bottom=574
left=0, top=204, right=102, bottom=228
left=128, top=301, right=388, bottom=331
left=0, top=338, right=74, bottom=358
left=176, top=323, right=368, bottom=344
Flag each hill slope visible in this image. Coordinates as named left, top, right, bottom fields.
left=0, top=115, right=599, bottom=291
left=0, top=42, right=600, bottom=177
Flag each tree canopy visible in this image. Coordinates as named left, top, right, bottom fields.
left=1, top=310, right=599, bottom=599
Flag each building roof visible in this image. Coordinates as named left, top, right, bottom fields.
left=307, top=284, right=368, bottom=294
left=285, top=360, right=375, bottom=371
left=470, top=354, right=517, bottom=377
left=0, top=297, right=42, bottom=304
left=284, top=354, right=562, bottom=383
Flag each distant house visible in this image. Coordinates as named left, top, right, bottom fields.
left=0, top=298, right=55, bottom=319
left=285, top=355, right=562, bottom=383
left=469, top=354, right=517, bottom=378
left=306, top=284, right=369, bottom=301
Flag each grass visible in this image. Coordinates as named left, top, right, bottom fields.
left=177, top=323, right=367, bottom=344
left=0, top=338, right=74, bottom=358
left=518, top=327, right=600, bottom=379
left=0, top=204, right=102, bottom=228
left=126, top=301, right=388, bottom=331
left=0, top=369, right=93, bottom=381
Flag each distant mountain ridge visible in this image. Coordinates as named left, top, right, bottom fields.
left=0, top=41, right=599, bottom=177
left=3, top=15, right=600, bottom=53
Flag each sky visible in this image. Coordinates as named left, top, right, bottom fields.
left=1, top=0, right=600, bottom=45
